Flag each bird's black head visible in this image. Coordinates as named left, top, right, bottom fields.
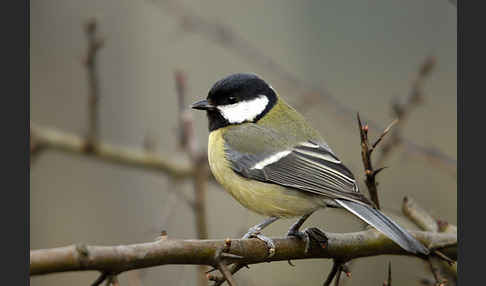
left=192, top=73, right=277, bottom=131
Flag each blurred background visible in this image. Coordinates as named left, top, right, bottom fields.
left=30, top=0, right=457, bottom=285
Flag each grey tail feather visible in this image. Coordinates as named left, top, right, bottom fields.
left=335, top=199, right=429, bottom=255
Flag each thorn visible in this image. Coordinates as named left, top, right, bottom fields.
left=288, top=259, right=295, bottom=267
left=373, top=167, right=388, bottom=177
left=357, top=113, right=363, bottom=129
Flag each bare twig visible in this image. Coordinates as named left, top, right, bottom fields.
left=152, top=0, right=456, bottom=176
left=323, top=260, right=343, bottom=286
left=30, top=123, right=196, bottom=179
left=83, top=18, right=104, bottom=150
left=357, top=113, right=397, bottom=209
left=427, top=258, right=446, bottom=286
left=376, top=56, right=437, bottom=166
left=174, top=71, right=210, bottom=286
left=30, top=229, right=456, bottom=276
left=212, top=264, right=247, bottom=286
left=216, top=262, right=237, bottom=286
left=106, top=275, right=120, bottom=286
left=334, top=116, right=397, bottom=285
left=383, top=262, right=392, bottom=286
left=402, top=196, right=439, bottom=232
left=91, top=272, right=108, bottom=286
left=333, top=268, right=342, bottom=286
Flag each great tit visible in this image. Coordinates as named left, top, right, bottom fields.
left=192, top=73, right=429, bottom=256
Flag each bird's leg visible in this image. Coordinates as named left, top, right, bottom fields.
left=287, top=212, right=313, bottom=237
left=242, top=216, right=279, bottom=258
left=286, top=212, right=328, bottom=253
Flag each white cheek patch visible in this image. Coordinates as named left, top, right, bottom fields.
left=217, top=95, right=269, bottom=124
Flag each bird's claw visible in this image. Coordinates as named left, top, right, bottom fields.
left=287, top=227, right=328, bottom=253
left=242, top=229, right=276, bottom=258
left=255, top=234, right=276, bottom=258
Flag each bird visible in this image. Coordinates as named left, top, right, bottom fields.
left=191, top=73, right=429, bottom=257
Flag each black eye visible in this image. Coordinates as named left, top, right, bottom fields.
left=228, top=97, right=238, bottom=104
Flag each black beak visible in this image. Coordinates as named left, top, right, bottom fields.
left=191, top=99, right=215, bottom=111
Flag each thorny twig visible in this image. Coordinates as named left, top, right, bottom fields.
left=153, top=0, right=456, bottom=176
left=334, top=115, right=397, bottom=286
left=357, top=113, right=397, bottom=209
left=336, top=58, right=440, bottom=286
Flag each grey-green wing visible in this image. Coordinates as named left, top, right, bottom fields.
left=223, top=124, right=371, bottom=204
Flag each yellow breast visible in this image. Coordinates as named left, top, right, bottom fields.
left=208, top=128, right=322, bottom=218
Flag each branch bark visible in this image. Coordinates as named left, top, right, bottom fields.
left=30, top=123, right=196, bottom=179
left=30, top=230, right=456, bottom=276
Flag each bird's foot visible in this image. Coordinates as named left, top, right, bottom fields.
left=287, top=227, right=328, bottom=253
left=242, top=227, right=276, bottom=258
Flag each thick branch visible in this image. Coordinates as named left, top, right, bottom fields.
left=30, top=123, right=195, bottom=179
left=30, top=230, right=456, bottom=276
